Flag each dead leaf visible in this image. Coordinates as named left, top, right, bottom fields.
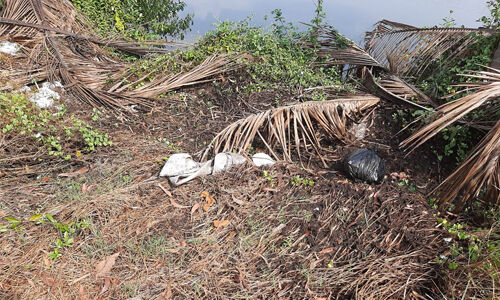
left=191, top=203, right=201, bottom=215
left=40, top=272, right=56, bottom=287
left=201, top=191, right=216, bottom=211
left=213, top=220, right=230, bottom=228
left=81, top=183, right=88, bottom=194
left=99, top=277, right=111, bottom=296
left=78, top=285, right=90, bottom=300
left=160, top=282, right=173, bottom=299
left=157, top=183, right=172, bottom=197
left=170, top=197, right=189, bottom=209
left=43, top=256, right=52, bottom=268
left=40, top=177, right=51, bottom=183
left=337, top=179, right=349, bottom=184
left=226, top=231, right=236, bottom=241
left=95, top=252, right=120, bottom=278
left=319, top=248, right=334, bottom=255
left=0, top=210, right=4, bottom=217
left=58, top=166, right=88, bottom=178
left=157, top=184, right=188, bottom=208
left=27, top=278, right=35, bottom=287
left=133, top=175, right=147, bottom=184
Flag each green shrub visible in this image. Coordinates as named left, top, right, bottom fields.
left=0, top=93, right=112, bottom=160
left=71, top=0, right=193, bottom=40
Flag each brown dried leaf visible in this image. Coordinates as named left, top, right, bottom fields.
left=40, top=177, right=51, bottom=183
left=99, top=277, right=111, bottom=296
left=40, top=272, right=56, bottom=287
left=169, top=197, right=189, bottom=209
left=58, top=166, right=88, bottom=178
left=201, top=191, right=216, bottom=211
left=78, top=285, right=90, bottom=300
left=319, top=247, right=334, bottom=255
left=213, top=220, right=230, bottom=228
left=191, top=203, right=201, bottom=215
left=95, top=252, right=119, bottom=278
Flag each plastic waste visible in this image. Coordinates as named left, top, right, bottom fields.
left=0, top=41, right=20, bottom=55
left=252, top=153, right=275, bottom=167
left=345, top=148, right=385, bottom=183
left=29, top=82, right=64, bottom=108
left=213, top=152, right=247, bottom=174
left=160, top=152, right=275, bottom=186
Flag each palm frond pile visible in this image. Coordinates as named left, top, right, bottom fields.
left=402, top=68, right=500, bottom=208
left=202, top=96, right=379, bottom=165
left=0, top=0, right=237, bottom=113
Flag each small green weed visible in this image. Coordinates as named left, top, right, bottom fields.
left=30, top=213, right=89, bottom=260
left=290, top=175, right=315, bottom=187
left=397, top=179, right=416, bottom=192
left=0, top=93, right=112, bottom=160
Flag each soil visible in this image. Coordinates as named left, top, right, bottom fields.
left=0, top=77, right=473, bottom=299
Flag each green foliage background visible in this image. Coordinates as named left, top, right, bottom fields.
left=71, top=0, right=193, bottom=40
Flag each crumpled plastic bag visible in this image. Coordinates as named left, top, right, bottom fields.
left=213, top=152, right=247, bottom=174
left=345, top=148, right=385, bottom=183
left=159, top=152, right=275, bottom=186
left=252, top=153, right=275, bottom=167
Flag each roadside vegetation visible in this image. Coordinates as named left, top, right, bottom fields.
left=0, top=0, right=498, bottom=299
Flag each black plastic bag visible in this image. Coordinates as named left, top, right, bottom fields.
left=345, top=149, right=385, bottom=183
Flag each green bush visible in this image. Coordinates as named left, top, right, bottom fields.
left=0, top=93, right=112, bottom=160
left=71, top=0, right=192, bottom=40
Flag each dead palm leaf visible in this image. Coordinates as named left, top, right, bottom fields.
left=401, top=68, right=500, bottom=151
left=125, top=54, right=242, bottom=98
left=202, top=96, right=380, bottom=166
left=432, top=120, right=499, bottom=208
left=308, top=25, right=435, bottom=109
left=362, top=68, right=432, bottom=110
left=401, top=68, right=500, bottom=208
left=364, top=19, right=497, bottom=79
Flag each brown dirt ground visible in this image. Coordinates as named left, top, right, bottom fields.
left=0, top=73, right=486, bottom=299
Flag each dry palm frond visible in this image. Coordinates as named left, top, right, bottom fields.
left=433, top=120, right=499, bottom=208
left=307, top=25, right=435, bottom=109
left=202, top=96, right=380, bottom=165
left=401, top=68, right=500, bottom=208
left=305, top=25, right=383, bottom=68
left=401, top=68, right=500, bottom=151
left=362, top=68, right=432, bottom=110
left=0, top=0, right=235, bottom=114
left=365, top=19, right=497, bottom=79
left=125, top=55, right=241, bottom=98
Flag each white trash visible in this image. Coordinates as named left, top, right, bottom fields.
left=29, top=82, right=64, bottom=108
left=213, top=152, right=246, bottom=174
left=159, top=153, right=202, bottom=177
left=0, top=41, right=20, bottom=55
left=252, top=153, right=275, bottom=167
left=160, top=152, right=274, bottom=186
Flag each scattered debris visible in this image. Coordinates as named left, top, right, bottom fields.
left=213, top=152, right=247, bottom=174
left=17, top=86, right=32, bottom=93
left=160, top=152, right=276, bottom=185
left=252, top=153, right=275, bottom=167
left=29, top=82, right=64, bottom=108
left=0, top=41, right=20, bottom=55
left=348, top=122, right=367, bottom=140
left=345, top=148, right=385, bottom=183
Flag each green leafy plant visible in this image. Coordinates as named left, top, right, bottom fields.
left=290, top=175, right=315, bottom=187
left=397, top=179, right=416, bottom=192
left=71, top=0, right=193, bottom=40
left=0, top=93, right=112, bottom=160
left=30, top=214, right=89, bottom=260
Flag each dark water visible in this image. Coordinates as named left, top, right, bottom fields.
left=183, top=0, right=489, bottom=43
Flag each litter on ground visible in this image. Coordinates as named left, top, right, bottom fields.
left=160, top=152, right=275, bottom=185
